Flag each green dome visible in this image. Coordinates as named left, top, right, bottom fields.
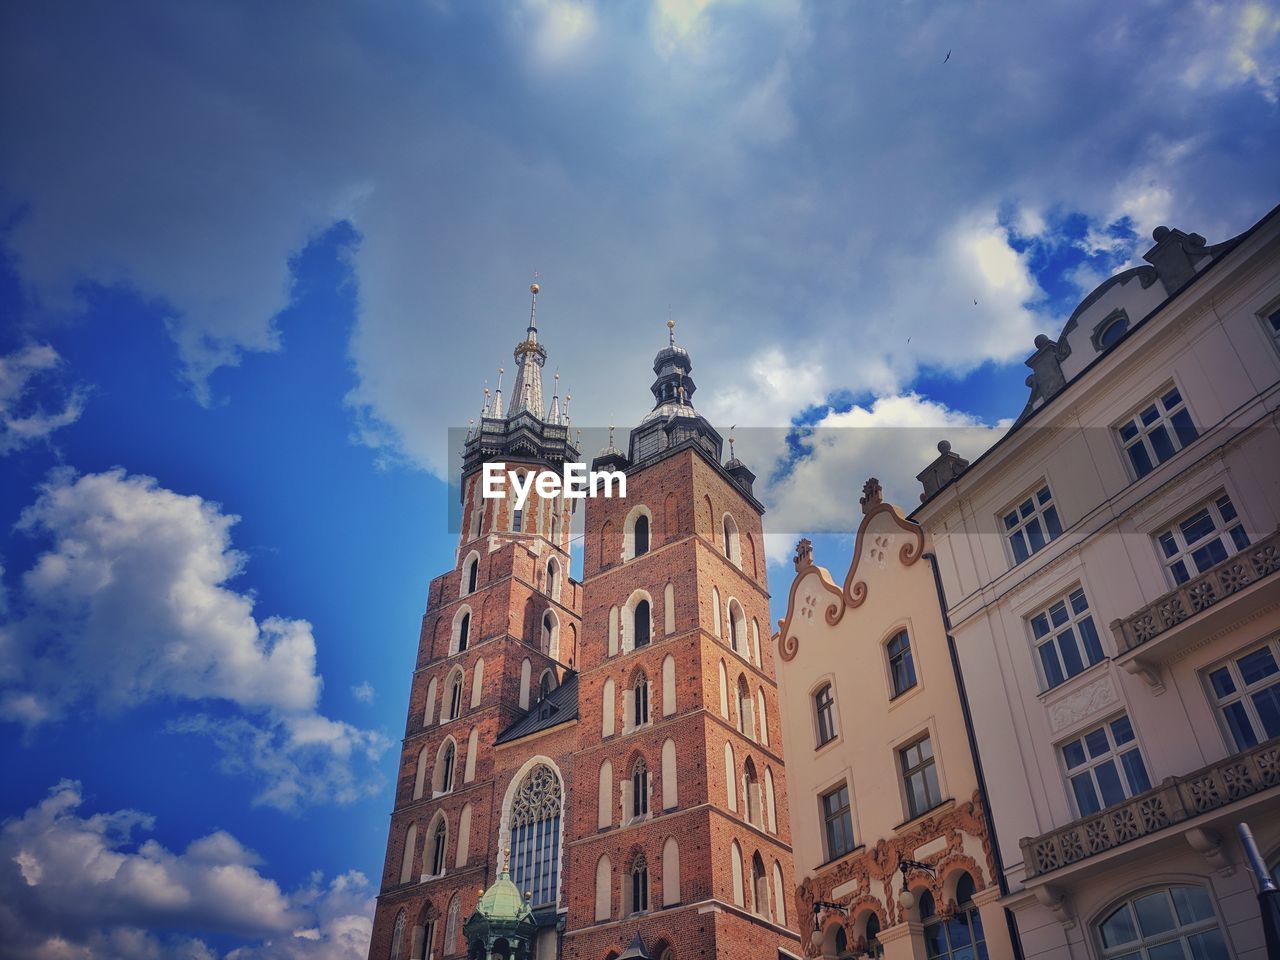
left=475, top=868, right=533, bottom=923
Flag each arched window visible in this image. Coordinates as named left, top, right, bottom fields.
left=730, top=840, right=745, bottom=906
left=598, top=760, right=613, bottom=829
left=443, top=895, right=460, bottom=955
left=470, top=658, right=484, bottom=708
left=463, top=555, right=479, bottom=596
left=737, top=678, right=754, bottom=739
left=538, top=669, right=555, bottom=702
left=727, top=600, right=746, bottom=655
left=718, top=660, right=729, bottom=718
left=424, top=676, right=438, bottom=726
left=744, top=760, right=761, bottom=828
left=468, top=496, right=483, bottom=539
left=545, top=557, right=560, bottom=602
left=541, top=610, right=557, bottom=658
left=1096, top=883, right=1224, bottom=960
left=751, top=853, right=769, bottom=918
left=661, top=738, right=678, bottom=810
left=602, top=678, right=616, bottom=737
left=457, top=612, right=470, bottom=652
left=429, top=816, right=447, bottom=876
left=633, top=674, right=650, bottom=728
left=632, top=757, right=650, bottom=819
left=630, top=854, right=649, bottom=915
left=864, top=912, right=884, bottom=958
left=446, top=669, right=464, bottom=721
left=920, top=873, right=990, bottom=960
left=756, top=687, right=769, bottom=746
left=634, top=514, right=650, bottom=557
left=413, top=745, right=429, bottom=800
left=594, top=855, right=612, bottom=921
left=724, top=742, right=737, bottom=812
left=764, top=767, right=778, bottom=833
left=722, top=514, right=740, bottom=565
left=634, top=599, right=651, bottom=648
left=508, top=764, right=563, bottom=907
left=662, top=837, right=680, bottom=907
left=456, top=804, right=472, bottom=867
left=390, top=909, right=407, bottom=960
left=772, top=861, right=787, bottom=926
left=434, top=740, right=456, bottom=795
left=399, top=823, right=417, bottom=884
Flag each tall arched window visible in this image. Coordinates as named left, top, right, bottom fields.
left=744, top=759, right=761, bottom=828
left=463, top=556, right=479, bottom=596
left=737, top=678, right=754, bottom=739
left=864, top=912, right=884, bottom=958
left=399, top=824, right=417, bottom=884
left=595, top=855, right=612, bottom=921
left=634, top=600, right=651, bottom=648
left=633, top=674, right=650, bottom=728
left=751, top=853, right=769, bottom=919
left=542, top=610, right=556, bottom=657
left=457, top=612, right=470, bottom=652
left=390, top=909, right=407, bottom=960
left=443, top=895, right=460, bottom=955
left=447, top=669, right=464, bottom=721
left=545, top=557, right=561, bottom=602
left=730, top=840, right=744, bottom=906
left=920, top=874, right=989, bottom=960
left=630, top=854, right=649, bottom=915
left=722, top=514, right=740, bottom=565
left=435, top=740, right=456, bottom=795
left=727, top=600, right=746, bottom=655
left=634, top=514, right=650, bottom=557
left=538, top=669, right=555, bottom=702
left=508, top=764, right=563, bottom=907
left=1096, top=883, right=1225, bottom=960
left=662, top=837, right=680, bottom=907
left=429, top=816, right=447, bottom=876
left=632, top=757, right=649, bottom=819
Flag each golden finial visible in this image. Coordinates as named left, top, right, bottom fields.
left=504, top=847, right=512, bottom=871
left=608, top=424, right=615, bottom=446
left=531, top=269, right=540, bottom=296
left=667, top=313, right=676, bottom=346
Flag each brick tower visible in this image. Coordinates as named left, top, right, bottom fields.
left=368, top=283, right=585, bottom=960
left=562, top=320, right=801, bottom=960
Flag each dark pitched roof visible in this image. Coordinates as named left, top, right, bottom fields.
left=495, top=672, right=579, bottom=744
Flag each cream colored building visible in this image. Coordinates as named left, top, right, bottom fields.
left=775, top=480, right=1017, bottom=960
left=912, top=206, right=1280, bottom=960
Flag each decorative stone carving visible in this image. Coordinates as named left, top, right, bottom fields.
left=1046, top=675, right=1118, bottom=733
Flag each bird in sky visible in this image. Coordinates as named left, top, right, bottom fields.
left=973, top=298, right=978, bottom=305
left=944, top=50, right=951, bottom=63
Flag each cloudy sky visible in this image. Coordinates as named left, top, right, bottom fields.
left=1, top=0, right=1277, bottom=956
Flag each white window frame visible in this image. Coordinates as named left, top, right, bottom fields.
left=1115, top=382, right=1199, bottom=480
left=819, top=779, right=855, bottom=862
left=898, top=733, right=942, bottom=820
left=1204, top=637, right=1280, bottom=753
left=1029, top=586, right=1106, bottom=691
left=1001, top=482, right=1063, bottom=566
left=1155, top=491, right=1251, bottom=587
left=1058, top=713, right=1151, bottom=818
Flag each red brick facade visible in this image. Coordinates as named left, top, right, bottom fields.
left=368, top=338, right=800, bottom=960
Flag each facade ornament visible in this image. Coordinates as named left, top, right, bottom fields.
left=860, top=477, right=883, bottom=514
left=793, top=537, right=814, bottom=571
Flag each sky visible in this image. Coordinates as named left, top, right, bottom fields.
left=1, top=1, right=1278, bottom=957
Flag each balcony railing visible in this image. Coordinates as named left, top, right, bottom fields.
left=1111, top=528, right=1280, bottom=654
left=1021, top=737, right=1280, bottom=878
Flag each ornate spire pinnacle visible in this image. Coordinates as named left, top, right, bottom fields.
left=727, top=426, right=736, bottom=460
left=493, top=367, right=504, bottom=416
left=507, top=278, right=548, bottom=417
left=481, top=383, right=490, bottom=419
left=667, top=312, right=675, bottom=347
left=546, top=371, right=562, bottom=424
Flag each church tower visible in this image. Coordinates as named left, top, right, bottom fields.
left=368, top=283, right=584, bottom=960
left=562, top=321, right=801, bottom=960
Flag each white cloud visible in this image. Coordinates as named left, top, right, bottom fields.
left=1182, top=1, right=1280, bottom=102
left=349, top=682, right=375, bottom=703
left=520, top=0, right=597, bottom=66
left=0, top=345, right=85, bottom=455
left=762, top=393, right=1008, bottom=564
left=0, top=782, right=374, bottom=960
left=0, top=469, right=388, bottom=809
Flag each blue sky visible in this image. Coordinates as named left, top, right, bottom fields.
left=1, top=2, right=1278, bottom=957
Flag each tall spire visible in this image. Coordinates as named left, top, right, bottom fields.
left=507, top=278, right=548, bottom=417
left=546, top=371, right=563, bottom=425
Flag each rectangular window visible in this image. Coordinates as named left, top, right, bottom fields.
left=900, top=734, right=941, bottom=819
left=1157, top=492, right=1251, bottom=586
left=1003, top=484, right=1063, bottom=565
left=1030, top=587, right=1105, bottom=690
left=1207, top=639, right=1280, bottom=752
left=512, top=508, right=523, bottom=532
left=1117, top=385, right=1199, bottom=479
left=1268, top=308, right=1280, bottom=346
left=821, top=783, right=855, bottom=860
left=887, top=630, right=917, bottom=698
left=1060, top=714, right=1151, bottom=816
left=814, top=684, right=837, bottom=747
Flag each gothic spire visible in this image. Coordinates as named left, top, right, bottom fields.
left=507, top=279, right=548, bottom=417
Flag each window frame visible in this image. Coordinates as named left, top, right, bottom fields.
left=1058, top=713, right=1152, bottom=817
left=819, top=780, right=855, bottom=862
left=1204, top=637, right=1280, bottom=753
left=1000, top=482, right=1063, bottom=566
left=1115, top=382, right=1199, bottom=481
left=1154, top=491, right=1251, bottom=587
left=1028, top=586, right=1106, bottom=691
left=899, top=733, right=942, bottom=821
left=886, top=628, right=917, bottom=699
left=813, top=682, right=838, bottom=748
left=1095, top=884, right=1227, bottom=960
